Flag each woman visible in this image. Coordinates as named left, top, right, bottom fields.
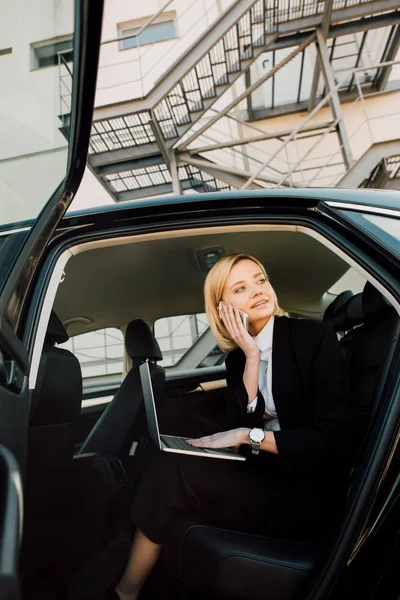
left=108, top=253, right=354, bottom=600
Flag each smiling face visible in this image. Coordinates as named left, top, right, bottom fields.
left=221, top=259, right=276, bottom=336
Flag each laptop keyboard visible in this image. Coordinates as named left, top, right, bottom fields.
left=161, top=436, right=209, bottom=453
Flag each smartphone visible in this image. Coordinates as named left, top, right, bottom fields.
left=218, top=301, right=249, bottom=331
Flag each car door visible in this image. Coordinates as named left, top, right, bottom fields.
left=0, top=1, right=103, bottom=596
left=315, top=193, right=400, bottom=596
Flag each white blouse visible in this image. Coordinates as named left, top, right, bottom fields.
left=246, top=316, right=281, bottom=432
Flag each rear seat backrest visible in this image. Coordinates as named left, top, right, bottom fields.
left=348, top=283, right=399, bottom=442
left=78, top=319, right=165, bottom=458
left=27, top=311, right=82, bottom=490
left=324, top=289, right=364, bottom=362
left=325, top=283, right=399, bottom=450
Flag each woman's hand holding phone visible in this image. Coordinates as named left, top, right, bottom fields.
left=218, top=301, right=259, bottom=359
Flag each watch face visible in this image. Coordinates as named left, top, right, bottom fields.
left=250, top=428, right=265, bottom=443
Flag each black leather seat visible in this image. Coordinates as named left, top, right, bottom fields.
left=162, top=517, right=323, bottom=600
left=336, top=283, right=399, bottom=445
left=323, top=289, right=355, bottom=330
left=26, top=311, right=82, bottom=499
left=23, top=311, right=83, bottom=571
left=78, top=319, right=165, bottom=459
left=324, top=288, right=364, bottom=362
left=161, top=283, right=399, bottom=600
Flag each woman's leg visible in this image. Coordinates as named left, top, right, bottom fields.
left=115, top=529, right=161, bottom=600
left=113, top=451, right=239, bottom=598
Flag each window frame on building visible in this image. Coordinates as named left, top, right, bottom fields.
left=154, top=312, right=225, bottom=370
left=31, top=35, right=74, bottom=70
left=58, top=326, right=125, bottom=381
left=118, top=12, right=178, bottom=51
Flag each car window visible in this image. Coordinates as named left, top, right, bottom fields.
left=362, top=214, right=400, bottom=242
left=59, top=327, right=124, bottom=380
left=154, top=313, right=225, bottom=369
left=337, top=210, right=400, bottom=259
left=0, top=1, right=75, bottom=228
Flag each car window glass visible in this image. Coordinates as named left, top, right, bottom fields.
left=154, top=313, right=225, bottom=369
left=363, top=214, right=400, bottom=241
left=59, top=327, right=124, bottom=379
left=338, top=209, right=400, bottom=259
left=0, top=1, right=74, bottom=228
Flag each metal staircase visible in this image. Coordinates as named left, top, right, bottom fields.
left=59, top=0, right=400, bottom=200
left=338, top=140, right=400, bottom=188
left=360, top=154, right=400, bottom=190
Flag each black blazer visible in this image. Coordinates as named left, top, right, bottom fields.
left=225, top=317, right=355, bottom=477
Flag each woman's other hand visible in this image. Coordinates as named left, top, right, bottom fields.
left=187, top=428, right=249, bottom=450
left=219, top=302, right=259, bottom=359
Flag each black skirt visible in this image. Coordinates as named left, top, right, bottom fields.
left=130, top=446, right=343, bottom=545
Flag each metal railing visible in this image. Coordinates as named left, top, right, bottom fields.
left=96, top=0, right=236, bottom=102
left=93, top=0, right=387, bottom=105
left=220, top=59, right=400, bottom=189
left=58, top=51, right=73, bottom=123
left=181, top=58, right=400, bottom=190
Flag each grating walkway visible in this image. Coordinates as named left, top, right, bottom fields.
left=104, top=162, right=233, bottom=201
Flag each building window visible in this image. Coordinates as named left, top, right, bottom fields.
left=31, top=37, right=73, bottom=70
left=154, top=313, right=225, bottom=369
left=59, top=327, right=124, bottom=380
left=0, top=47, right=12, bottom=57
left=119, top=14, right=177, bottom=50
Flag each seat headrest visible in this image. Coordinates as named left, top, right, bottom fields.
left=125, top=319, right=162, bottom=362
left=362, top=282, right=387, bottom=318
left=325, top=292, right=364, bottom=332
left=45, top=311, right=69, bottom=345
left=323, top=290, right=354, bottom=325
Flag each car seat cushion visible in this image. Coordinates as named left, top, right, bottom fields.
left=163, top=517, right=322, bottom=600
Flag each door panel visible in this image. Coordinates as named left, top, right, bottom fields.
left=0, top=444, right=23, bottom=600
left=0, top=0, right=104, bottom=468
left=0, top=1, right=104, bottom=594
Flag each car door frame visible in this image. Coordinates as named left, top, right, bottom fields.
left=0, top=1, right=104, bottom=596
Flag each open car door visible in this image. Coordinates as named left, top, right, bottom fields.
left=0, top=1, right=103, bottom=596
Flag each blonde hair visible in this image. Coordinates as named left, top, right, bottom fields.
left=204, top=253, right=288, bottom=352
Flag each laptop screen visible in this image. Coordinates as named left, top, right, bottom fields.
left=139, top=361, right=161, bottom=449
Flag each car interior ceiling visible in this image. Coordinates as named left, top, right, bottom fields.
left=21, top=226, right=400, bottom=600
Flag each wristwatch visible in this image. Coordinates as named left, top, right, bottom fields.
left=249, top=428, right=265, bottom=454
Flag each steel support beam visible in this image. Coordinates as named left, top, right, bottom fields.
left=376, top=25, right=400, bottom=91
left=90, top=143, right=161, bottom=168
left=315, top=28, right=353, bottom=170
left=95, top=154, right=164, bottom=176
left=187, top=121, right=334, bottom=154
left=169, top=151, right=181, bottom=195
left=178, top=33, right=314, bottom=151
left=239, top=62, right=365, bottom=189
left=150, top=109, right=170, bottom=166
left=180, top=155, right=296, bottom=187
left=185, top=162, right=263, bottom=190
left=308, top=0, right=334, bottom=112
left=115, top=180, right=195, bottom=202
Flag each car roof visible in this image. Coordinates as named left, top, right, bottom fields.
left=1, top=188, right=398, bottom=235
left=63, top=187, right=400, bottom=220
